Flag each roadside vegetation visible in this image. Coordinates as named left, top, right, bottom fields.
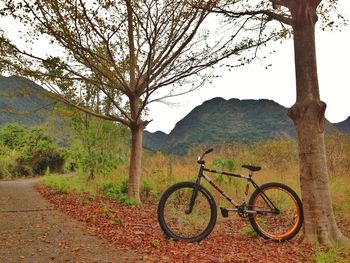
left=1, top=118, right=350, bottom=261
left=42, top=128, right=350, bottom=261
left=40, top=132, right=350, bottom=213
left=0, top=123, right=64, bottom=178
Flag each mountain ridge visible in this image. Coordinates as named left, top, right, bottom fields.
left=0, top=76, right=348, bottom=154
left=0, top=75, right=71, bottom=146
left=0, top=75, right=56, bottom=126
left=144, top=97, right=344, bottom=154
left=334, top=117, right=350, bottom=133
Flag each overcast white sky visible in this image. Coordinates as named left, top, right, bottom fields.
left=1, top=1, right=349, bottom=134
left=146, top=0, right=350, bottom=133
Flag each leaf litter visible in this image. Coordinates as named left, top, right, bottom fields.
left=35, top=184, right=350, bottom=262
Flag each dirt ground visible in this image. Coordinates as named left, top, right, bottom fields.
left=0, top=178, right=143, bottom=263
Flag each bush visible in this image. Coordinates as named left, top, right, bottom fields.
left=0, top=123, right=26, bottom=149
left=141, top=178, right=158, bottom=199
left=0, top=123, right=65, bottom=177
left=41, top=175, right=70, bottom=193
left=66, top=114, right=129, bottom=179
left=0, top=145, right=16, bottom=179
left=99, top=178, right=136, bottom=206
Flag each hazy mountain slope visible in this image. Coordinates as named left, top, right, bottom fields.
left=144, top=97, right=341, bottom=155
left=334, top=117, right=350, bottom=133
left=0, top=75, right=55, bottom=126
left=143, top=130, right=168, bottom=151
left=0, top=75, right=72, bottom=146
left=161, top=98, right=295, bottom=154
left=1, top=76, right=345, bottom=152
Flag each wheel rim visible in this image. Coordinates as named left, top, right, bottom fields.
left=252, top=186, right=301, bottom=240
left=162, top=186, right=213, bottom=240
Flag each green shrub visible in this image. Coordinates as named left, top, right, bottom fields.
left=66, top=114, right=129, bottom=179
left=19, top=126, right=65, bottom=174
left=0, top=123, right=65, bottom=177
left=0, top=145, right=15, bottom=179
left=0, top=123, right=26, bottom=149
left=314, top=245, right=350, bottom=263
left=41, top=175, right=70, bottom=193
left=99, top=178, right=136, bottom=206
left=141, top=178, right=158, bottom=199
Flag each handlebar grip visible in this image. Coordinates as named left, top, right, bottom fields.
left=205, top=148, right=213, bottom=154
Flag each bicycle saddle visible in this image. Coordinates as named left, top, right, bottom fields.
left=242, top=165, right=261, bottom=172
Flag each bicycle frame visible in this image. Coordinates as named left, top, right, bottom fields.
left=158, top=149, right=303, bottom=242
left=193, top=163, right=279, bottom=215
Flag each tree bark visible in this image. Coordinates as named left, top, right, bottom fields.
left=127, top=95, right=145, bottom=203
left=288, top=2, right=346, bottom=245
left=128, top=123, right=144, bottom=203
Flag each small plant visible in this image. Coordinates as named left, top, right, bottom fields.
left=151, top=239, right=161, bottom=248
left=99, top=179, right=137, bottom=206
left=101, top=204, right=110, bottom=218
left=141, top=178, right=159, bottom=199
left=41, top=175, right=70, bottom=193
left=45, top=167, right=50, bottom=177
left=81, top=196, right=94, bottom=205
left=114, top=218, right=124, bottom=226
left=314, top=245, right=350, bottom=263
left=239, top=224, right=256, bottom=237
left=314, top=246, right=337, bottom=263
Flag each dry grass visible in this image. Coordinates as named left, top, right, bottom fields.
left=45, top=135, right=350, bottom=215
left=40, top=134, right=350, bottom=261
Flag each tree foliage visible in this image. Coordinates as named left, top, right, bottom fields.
left=0, top=0, right=271, bottom=124
left=0, top=0, right=275, bottom=202
left=0, top=123, right=64, bottom=176
left=67, top=113, right=129, bottom=179
left=208, top=0, right=348, bottom=245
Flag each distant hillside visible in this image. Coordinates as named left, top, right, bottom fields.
left=0, top=75, right=71, bottom=146
left=334, top=117, right=350, bottom=133
left=144, top=97, right=341, bottom=155
left=0, top=75, right=55, bottom=126
left=143, top=130, right=168, bottom=151
left=1, top=76, right=347, bottom=153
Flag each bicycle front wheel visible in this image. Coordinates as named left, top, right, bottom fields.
left=157, top=181, right=217, bottom=242
left=248, top=182, right=303, bottom=242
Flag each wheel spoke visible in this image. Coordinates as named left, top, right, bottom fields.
left=249, top=183, right=303, bottom=241
left=158, top=182, right=217, bottom=242
left=163, top=187, right=211, bottom=238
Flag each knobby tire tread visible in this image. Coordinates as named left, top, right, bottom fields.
left=157, top=181, right=217, bottom=242
left=248, top=182, right=303, bottom=242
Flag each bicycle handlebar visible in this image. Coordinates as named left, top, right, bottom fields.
left=205, top=148, right=213, bottom=154
left=198, top=148, right=214, bottom=164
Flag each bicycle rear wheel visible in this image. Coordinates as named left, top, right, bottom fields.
left=248, top=182, right=303, bottom=241
left=157, top=181, right=217, bottom=242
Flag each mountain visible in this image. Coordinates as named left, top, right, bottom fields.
left=334, top=117, right=350, bottom=133
left=143, top=130, right=168, bottom=151
left=0, top=75, right=71, bottom=146
left=0, top=75, right=56, bottom=126
left=1, top=76, right=347, bottom=153
left=144, top=97, right=342, bottom=155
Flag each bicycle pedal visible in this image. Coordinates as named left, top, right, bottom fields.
left=220, top=207, right=229, bottom=218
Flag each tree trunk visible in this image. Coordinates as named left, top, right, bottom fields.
left=288, top=3, right=346, bottom=245
left=128, top=124, right=144, bottom=203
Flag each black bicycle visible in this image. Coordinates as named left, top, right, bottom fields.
left=157, top=148, right=303, bottom=242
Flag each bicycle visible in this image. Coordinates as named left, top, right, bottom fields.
left=157, top=148, right=303, bottom=242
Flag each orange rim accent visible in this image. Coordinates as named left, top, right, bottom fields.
left=252, top=186, right=301, bottom=240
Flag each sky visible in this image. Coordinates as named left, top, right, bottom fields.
left=145, top=1, right=350, bottom=134
left=0, top=1, right=349, bottom=134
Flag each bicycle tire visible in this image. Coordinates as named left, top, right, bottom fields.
left=248, top=182, right=303, bottom=242
left=157, top=181, right=217, bottom=242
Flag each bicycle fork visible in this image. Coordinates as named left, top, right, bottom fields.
left=185, top=170, right=202, bottom=214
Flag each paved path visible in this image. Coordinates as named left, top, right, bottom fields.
left=0, top=179, right=142, bottom=263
